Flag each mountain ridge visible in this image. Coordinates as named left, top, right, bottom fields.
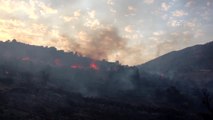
left=138, top=41, right=213, bottom=86
left=139, top=41, right=213, bottom=71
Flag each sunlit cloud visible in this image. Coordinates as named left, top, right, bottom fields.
left=161, top=2, right=170, bottom=11
left=172, top=10, right=188, bottom=17
left=107, top=0, right=114, bottom=5
left=128, top=6, right=136, bottom=12
left=0, top=0, right=58, bottom=20
left=124, top=25, right=134, bottom=33
left=60, top=16, right=75, bottom=22
left=153, top=31, right=165, bottom=36
left=74, top=10, right=81, bottom=17
left=38, top=1, right=58, bottom=15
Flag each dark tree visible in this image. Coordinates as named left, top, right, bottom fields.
left=202, top=89, right=213, bottom=114
left=40, top=67, right=50, bottom=86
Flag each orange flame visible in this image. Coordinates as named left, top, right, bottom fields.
left=90, top=63, right=99, bottom=70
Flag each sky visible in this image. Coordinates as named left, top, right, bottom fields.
left=0, top=0, right=212, bottom=65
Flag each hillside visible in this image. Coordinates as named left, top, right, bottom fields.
left=139, top=41, right=213, bottom=87
left=0, top=40, right=136, bottom=96
left=0, top=40, right=213, bottom=119
left=0, top=40, right=121, bottom=70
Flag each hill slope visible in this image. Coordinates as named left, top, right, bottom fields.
left=0, top=40, right=213, bottom=119
left=139, top=41, right=213, bottom=86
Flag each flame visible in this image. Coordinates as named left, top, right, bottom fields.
left=22, top=56, right=30, bottom=61
left=90, top=62, right=99, bottom=70
left=71, top=64, right=82, bottom=69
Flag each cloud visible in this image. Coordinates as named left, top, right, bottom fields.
left=74, top=10, right=81, bottom=17
left=167, top=19, right=184, bottom=27
left=144, top=0, right=155, bottom=5
left=0, top=0, right=38, bottom=19
left=38, top=1, right=58, bottom=15
left=107, top=0, right=114, bottom=5
left=153, top=31, right=165, bottom=36
left=60, top=15, right=75, bottom=22
left=0, top=0, right=58, bottom=20
left=185, top=1, right=194, bottom=7
left=207, top=2, right=211, bottom=6
left=0, top=17, right=60, bottom=46
left=59, top=9, right=81, bottom=23
left=128, top=6, right=136, bottom=12
left=161, top=2, right=170, bottom=11
left=84, top=19, right=101, bottom=30
left=172, top=10, right=188, bottom=17
left=88, top=10, right=96, bottom=19
left=185, top=19, right=197, bottom=28
left=124, top=25, right=134, bottom=33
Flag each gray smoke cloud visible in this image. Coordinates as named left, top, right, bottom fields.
left=71, top=27, right=127, bottom=61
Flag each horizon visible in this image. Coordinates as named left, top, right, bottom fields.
left=0, top=0, right=212, bottom=65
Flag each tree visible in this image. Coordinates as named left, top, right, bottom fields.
left=40, top=67, right=50, bottom=86
left=202, top=89, right=213, bottom=114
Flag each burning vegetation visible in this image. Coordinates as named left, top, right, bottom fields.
left=19, top=55, right=102, bottom=71
left=89, top=63, right=99, bottom=70
left=71, top=62, right=99, bottom=70
left=71, top=64, right=82, bottom=69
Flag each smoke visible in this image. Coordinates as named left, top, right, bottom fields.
left=55, top=27, right=127, bottom=62
left=154, top=31, right=197, bottom=57
left=61, top=27, right=148, bottom=66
